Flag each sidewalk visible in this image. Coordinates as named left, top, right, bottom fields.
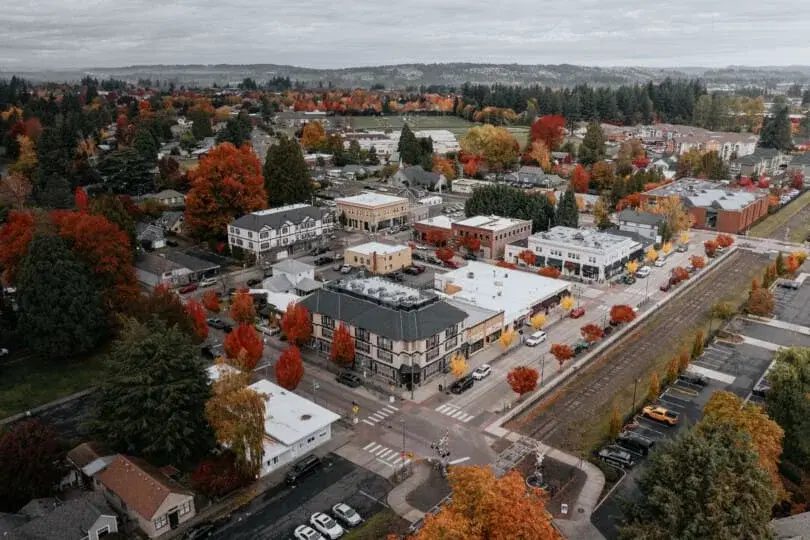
left=386, top=461, right=431, bottom=524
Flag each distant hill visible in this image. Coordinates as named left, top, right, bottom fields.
left=3, top=63, right=810, bottom=88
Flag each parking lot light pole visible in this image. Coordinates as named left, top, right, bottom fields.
left=630, top=378, right=639, bottom=416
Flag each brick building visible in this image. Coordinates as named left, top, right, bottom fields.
left=451, top=215, right=532, bottom=259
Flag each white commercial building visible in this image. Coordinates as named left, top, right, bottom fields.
left=505, top=226, right=643, bottom=281
left=434, top=261, right=570, bottom=329
left=228, top=204, right=334, bottom=262
left=342, top=129, right=460, bottom=158
left=451, top=178, right=494, bottom=194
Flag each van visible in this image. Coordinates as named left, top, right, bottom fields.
left=617, top=431, right=655, bottom=456
left=449, top=375, right=474, bottom=394
left=199, top=277, right=219, bottom=288
left=285, top=454, right=321, bottom=485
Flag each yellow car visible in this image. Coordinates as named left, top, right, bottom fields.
left=642, top=406, right=679, bottom=426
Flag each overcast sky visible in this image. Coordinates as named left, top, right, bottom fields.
left=3, top=0, right=810, bottom=69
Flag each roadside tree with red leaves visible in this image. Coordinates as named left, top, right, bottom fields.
left=74, top=187, right=88, bottom=212
left=0, top=210, right=34, bottom=284
left=224, top=324, right=263, bottom=370
left=570, top=165, right=590, bottom=193
left=690, top=255, right=706, bottom=270
left=519, top=250, right=536, bottom=266
left=529, top=115, right=566, bottom=151
left=464, top=236, right=481, bottom=253
left=705, top=240, right=719, bottom=257
left=580, top=324, right=604, bottom=343
left=276, top=346, right=305, bottom=390
left=538, top=266, right=561, bottom=279
left=507, top=366, right=539, bottom=397
left=0, top=420, right=65, bottom=512
left=191, top=450, right=251, bottom=499
left=616, top=193, right=642, bottom=211
left=330, top=323, right=355, bottom=368
left=609, top=304, right=636, bottom=325
left=426, top=229, right=449, bottom=246
left=281, top=302, right=313, bottom=346
left=496, top=260, right=517, bottom=270
left=202, top=289, right=221, bottom=312
left=185, top=299, right=209, bottom=340
left=671, top=266, right=690, bottom=283
left=551, top=344, right=574, bottom=370
left=716, top=234, right=734, bottom=248
left=229, top=290, right=256, bottom=324
left=435, top=246, right=455, bottom=262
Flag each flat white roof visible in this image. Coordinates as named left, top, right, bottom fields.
left=416, top=215, right=454, bottom=230
left=249, top=379, right=341, bottom=446
left=348, top=242, right=409, bottom=256
left=336, top=193, right=409, bottom=207
left=206, top=363, right=240, bottom=382
left=435, top=261, right=569, bottom=324
left=456, top=215, right=530, bottom=231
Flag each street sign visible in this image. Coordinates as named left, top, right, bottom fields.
left=561, top=504, right=568, bottom=515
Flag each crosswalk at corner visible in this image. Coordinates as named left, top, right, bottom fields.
left=435, top=403, right=475, bottom=423
left=362, top=441, right=411, bottom=468
left=361, top=404, right=398, bottom=426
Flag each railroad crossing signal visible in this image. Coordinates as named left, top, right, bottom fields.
left=352, top=405, right=359, bottom=415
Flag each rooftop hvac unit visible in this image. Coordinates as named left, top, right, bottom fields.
left=494, top=281, right=503, bottom=287
left=467, top=272, right=475, bottom=279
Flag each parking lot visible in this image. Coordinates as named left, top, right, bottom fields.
left=208, top=454, right=391, bottom=540
left=591, top=340, right=774, bottom=539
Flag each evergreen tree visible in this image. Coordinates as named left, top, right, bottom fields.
left=759, top=106, right=793, bottom=152
left=34, top=123, right=76, bottom=197
left=133, top=125, right=159, bottom=163
left=89, top=194, right=137, bottom=249
left=17, top=234, right=107, bottom=359
left=555, top=189, right=579, bottom=227
left=215, top=113, right=253, bottom=148
left=38, top=176, right=74, bottom=209
left=97, top=148, right=156, bottom=195
left=92, top=317, right=214, bottom=467
left=578, top=122, right=606, bottom=166
left=263, top=135, right=314, bottom=206
left=188, top=109, right=213, bottom=140
left=397, top=124, right=422, bottom=165
left=366, top=145, right=379, bottom=165
left=465, top=184, right=555, bottom=233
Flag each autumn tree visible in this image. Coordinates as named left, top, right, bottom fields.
left=203, top=289, right=221, bottom=312
left=560, top=295, right=575, bottom=311
left=667, top=358, right=679, bottom=382
left=499, top=329, right=516, bottom=349
left=507, top=366, right=539, bottom=397
left=0, top=172, right=32, bottom=210
left=519, top=249, right=536, bottom=266
left=191, top=451, right=251, bottom=499
left=88, top=194, right=137, bottom=249
left=550, top=343, right=574, bottom=370
left=538, top=266, right=561, bottom=279
left=527, top=140, right=551, bottom=170
left=281, top=302, right=313, bottom=345
left=748, top=288, right=775, bottom=317
left=205, top=368, right=266, bottom=477
left=678, top=348, right=691, bottom=372
left=224, top=324, right=264, bottom=371
left=425, top=229, right=448, bottom=247
left=578, top=122, right=606, bottom=166
left=689, top=255, right=706, bottom=270
left=530, top=313, right=547, bottom=330
left=610, top=304, right=636, bottom=325
left=691, top=330, right=705, bottom=359
left=644, top=195, right=692, bottom=235
left=702, top=391, right=784, bottom=500
left=529, top=114, right=566, bottom=151
left=301, top=120, right=326, bottom=149
left=464, top=236, right=481, bottom=253
left=92, top=317, right=214, bottom=467
left=715, top=234, right=734, bottom=248
left=626, top=260, right=639, bottom=275
left=704, top=239, right=719, bottom=258
left=593, top=196, right=612, bottom=229
left=185, top=143, right=267, bottom=239
left=570, top=164, right=590, bottom=193
left=330, top=323, right=356, bottom=368
left=185, top=299, right=209, bottom=340
left=435, top=246, right=455, bottom=263
left=580, top=323, right=604, bottom=343
left=129, top=284, right=197, bottom=339
left=0, top=420, right=65, bottom=512
left=432, top=155, right=457, bottom=180
left=671, top=266, right=689, bottom=283
left=785, top=254, right=800, bottom=274
left=709, top=301, right=736, bottom=328
left=609, top=406, right=623, bottom=438
left=229, top=289, right=256, bottom=324
left=411, top=466, right=560, bottom=540
left=460, top=125, right=519, bottom=170
left=449, top=354, right=468, bottom=378
left=590, top=161, right=615, bottom=191
left=276, top=346, right=305, bottom=390
left=9, top=135, right=37, bottom=179
left=263, top=135, right=314, bottom=207
left=647, top=372, right=660, bottom=402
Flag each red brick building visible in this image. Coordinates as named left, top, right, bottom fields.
left=451, top=215, right=532, bottom=259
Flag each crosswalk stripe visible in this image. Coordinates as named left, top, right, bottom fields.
left=403, top=459, right=411, bottom=466
left=378, top=449, right=393, bottom=459
left=460, top=414, right=474, bottom=422
left=363, top=442, right=376, bottom=451
left=436, top=404, right=456, bottom=413
left=391, top=457, right=403, bottom=466
left=377, top=409, right=391, bottom=417
left=450, top=410, right=466, bottom=419
left=384, top=405, right=398, bottom=412
left=367, top=443, right=381, bottom=453
left=362, top=419, right=375, bottom=426
left=370, top=413, right=385, bottom=421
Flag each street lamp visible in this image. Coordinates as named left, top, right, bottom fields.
left=630, top=378, right=639, bottom=416
left=540, top=353, right=546, bottom=387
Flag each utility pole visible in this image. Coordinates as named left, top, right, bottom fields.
left=630, top=378, right=639, bottom=416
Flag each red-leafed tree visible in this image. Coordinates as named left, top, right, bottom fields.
left=426, top=229, right=449, bottom=247
left=0, top=420, right=65, bottom=512
left=463, top=156, right=481, bottom=177
left=23, top=117, right=43, bottom=141
left=435, top=246, right=455, bottom=263
left=507, top=366, right=539, bottom=397
left=281, top=302, right=313, bottom=346
left=191, top=450, right=251, bottom=499
left=185, top=299, right=209, bottom=340
left=791, top=171, right=804, bottom=190
left=185, top=143, right=267, bottom=239
left=519, top=250, right=536, bottom=266
left=224, top=324, right=263, bottom=370
left=716, top=234, right=734, bottom=248
left=671, top=266, right=690, bottom=283
left=570, top=165, right=590, bottom=193
left=609, top=304, right=636, bottom=325
left=0, top=210, right=34, bottom=284
left=580, top=323, right=604, bottom=343
left=276, top=346, right=305, bottom=390
left=330, top=323, right=355, bottom=367
left=550, top=343, right=574, bottom=370
left=74, top=187, right=88, bottom=212
left=229, top=289, right=256, bottom=324
left=690, top=255, right=706, bottom=270
left=529, top=115, right=566, bottom=151
left=464, top=236, right=481, bottom=253
left=202, top=289, right=221, bottom=312
left=785, top=254, right=800, bottom=274
left=496, top=260, right=517, bottom=269
left=538, top=266, right=561, bottom=279
left=616, top=192, right=642, bottom=211
left=704, top=239, right=719, bottom=258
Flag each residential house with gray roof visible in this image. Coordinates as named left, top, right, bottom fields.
left=617, top=210, right=665, bottom=242
left=300, top=277, right=466, bottom=387
left=392, top=165, right=447, bottom=191
left=0, top=493, right=118, bottom=540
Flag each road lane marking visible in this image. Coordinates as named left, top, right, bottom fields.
left=450, top=410, right=466, bottom=419
left=460, top=414, right=475, bottom=422
left=448, top=457, right=470, bottom=465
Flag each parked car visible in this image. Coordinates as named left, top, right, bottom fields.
left=463, top=253, right=477, bottom=261
left=184, top=523, right=216, bottom=539
left=621, top=275, right=636, bottom=285
left=573, top=340, right=590, bottom=355
left=678, top=371, right=708, bottom=387
left=310, top=247, right=329, bottom=256
left=412, top=252, right=424, bottom=261
left=449, top=375, right=474, bottom=394
left=332, top=503, right=363, bottom=527
left=635, top=267, right=651, bottom=278
left=389, top=272, right=404, bottom=282
left=569, top=307, right=585, bottom=319
left=201, top=343, right=224, bottom=359
left=642, top=405, right=679, bottom=426
left=199, top=277, right=218, bottom=288
left=676, top=244, right=688, bottom=253
left=333, top=263, right=343, bottom=271
left=340, top=265, right=352, bottom=274
left=403, top=265, right=425, bottom=275
left=246, top=278, right=261, bottom=287
left=310, top=512, right=344, bottom=539
left=0, top=348, right=9, bottom=359
left=617, top=431, right=655, bottom=456
left=314, top=256, right=334, bottom=266
left=525, top=331, right=547, bottom=347
left=654, top=258, right=666, bottom=268
left=443, top=259, right=460, bottom=269
left=598, top=446, right=637, bottom=468
left=286, top=455, right=322, bottom=485
left=166, top=239, right=180, bottom=247
left=206, top=318, right=226, bottom=330
left=294, top=525, right=324, bottom=540
left=336, top=372, right=362, bottom=388
left=472, top=364, right=492, bottom=380
left=602, top=325, right=614, bottom=337
left=178, top=283, right=198, bottom=294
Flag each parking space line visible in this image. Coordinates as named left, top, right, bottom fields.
left=657, top=398, right=685, bottom=411
left=687, top=364, right=736, bottom=384
left=660, top=392, right=690, bottom=405
left=370, top=413, right=385, bottom=421
left=451, top=410, right=466, bottom=419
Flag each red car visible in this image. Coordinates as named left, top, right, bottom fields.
left=179, top=283, right=198, bottom=294
left=660, top=282, right=672, bottom=292
left=443, top=260, right=460, bottom=269
left=569, top=307, right=585, bottom=319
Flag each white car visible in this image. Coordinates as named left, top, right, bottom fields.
left=654, top=259, right=666, bottom=267
left=310, top=512, right=344, bottom=539
left=340, top=265, right=352, bottom=274
left=472, top=364, right=492, bottom=380
left=199, top=277, right=219, bottom=287
left=294, top=525, right=324, bottom=540
left=332, top=503, right=362, bottom=527
left=525, top=331, right=547, bottom=347
left=635, top=267, right=651, bottom=278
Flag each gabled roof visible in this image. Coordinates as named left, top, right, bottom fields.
left=155, top=210, right=184, bottom=230
left=67, top=441, right=114, bottom=470
left=97, top=455, right=191, bottom=520
left=273, top=258, right=313, bottom=275
left=15, top=492, right=116, bottom=540
left=399, top=166, right=442, bottom=187
left=231, top=204, right=328, bottom=232
left=164, top=251, right=220, bottom=272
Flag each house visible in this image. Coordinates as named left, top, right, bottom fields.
left=392, top=166, right=447, bottom=191
left=228, top=204, right=334, bottom=263
left=65, top=441, right=116, bottom=490
left=0, top=493, right=119, bottom=540
left=163, top=251, right=220, bottom=282
left=344, top=242, right=412, bottom=274
left=434, top=261, right=569, bottom=329
left=452, top=215, right=533, bottom=260
left=336, top=193, right=410, bottom=232
left=134, top=253, right=192, bottom=288
left=300, top=278, right=467, bottom=387
left=97, top=455, right=195, bottom=538
left=516, top=166, right=566, bottom=188
left=154, top=211, right=185, bottom=234
left=341, top=164, right=367, bottom=180
left=248, top=379, right=341, bottom=477
left=616, top=210, right=665, bottom=242
left=730, top=148, right=788, bottom=177
left=261, top=259, right=321, bottom=296
left=136, top=223, right=166, bottom=251
left=505, top=226, right=643, bottom=281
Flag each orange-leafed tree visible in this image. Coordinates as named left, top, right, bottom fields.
left=229, top=289, right=256, bottom=324
left=704, top=239, right=719, bottom=258
left=580, top=324, right=604, bottom=343
left=464, top=236, right=481, bottom=253
left=550, top=344, right=574, bottom=370
left=747, top=288, right=775, bottom=317
left=330, top=323, right=355, bottom=368
left=281, top=302, right=313, bottom=346
left=507, top=366, right=539, bottom=397
left=202, top=289, right=221, bottom=312
left=610, top=304, right=636, bottom=324
left=0, top=210, right=34, bottom=284
left=716, top=234, right=734, bottom=248
left=185, top=299, right=209, bottom=340
left=671, top=266, right=690, bottom=283
left=785, top=254, right=800, bottom=274
left=185, top=143, right=267, bottom=239
left=410, top=466, right=560, bottom=540
left=538, top=266, right=561, bottom=279
left=751, top=278, right=760, bottom=291
left=570, top=165, right=590, bottom=193
left=426, top=229, right=449, bottom=247
left=275, top=346, right=305, bottom=390
left=300, top=121, right=326, bottom=149
left=530, top=114, right=566, bottom=151
left=435, top=246, right=455, bottom=263
left=690, top=255, right=706, bottom=270
left=463, top=156, right=481, bottom=177
left=527, top=140, right=551, bottom=171
left=519, top=250, right=536, bottom=266
left=224, top=324, right=264, bottom=370
left=432, top=155, right=457, bottom=181
left=616, top=192, right=642, bottom=211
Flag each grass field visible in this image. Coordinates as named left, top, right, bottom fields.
left=347, top=115, right=530, bottom=147
left=749, top=191, right=810, bottom=239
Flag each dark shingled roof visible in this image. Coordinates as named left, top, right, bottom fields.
left=617, top=210, right=665, bottom=227
left=399, top=166, right=442, bottom=188
left=15, top=493, right=116, bottom=540
left=231, top=206, right=328, bottom=232
left=300, top=285, right=466, bottom=341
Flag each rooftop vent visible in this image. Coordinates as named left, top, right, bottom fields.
left=494, top=281, right=503, bottom=287
left=300, top=414, right=312, bottom=421
left=467, top=272, right=475, bottom=279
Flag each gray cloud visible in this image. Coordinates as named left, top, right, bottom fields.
left=2, top=0, right=809, bottom=69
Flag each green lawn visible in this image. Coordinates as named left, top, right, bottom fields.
left=749, top=191, right=810, bottom=238
left=343, top=509, right=409, bottom=540
left=0, top=353, right=107, bottom=419
left=346, top=115, right=530, bottom=147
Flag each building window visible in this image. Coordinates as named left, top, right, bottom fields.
left=378, top=349, right=393, bottom=362
left=426, top=334, right=439, bottom=349
left=356, top=328, right=370, bottom=342
left=322, top=328, right=334, bottom=339
left=444, top=336, right=458, bottom=350
left=446, top=324, right=458, bottom=338
left=377, top=336, right=393, bottom=351
left=261, top=242, right=269, bottom=250
left=248, top=231, right=253, bottom=238
left=356, top=340, right=370, bottom=353
left=282, top=227, right=289, bottom=234
left=322, top=315, right=335, bottom=330
left=98, top=527, right=111, bottom=537
left=260, top=231, right=269, bottom=239
left=154, top=515, right=168, bottom=530
left=426, top=347, right=439, bottom=361
left=179, top=501, right=193, bottom=516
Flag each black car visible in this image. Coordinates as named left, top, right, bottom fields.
left=310, top=246, right=329, bottom=256
left=463, top=253, right=477, bottom=261
left=314, top=256, right=334, bottom=266
left=449, top=375, right=474, bottom=394
left=678, top=372, right=708, bottom=387
left=246, top=278, right=261, bottom=287
left=336, top=372, right=362, bottom=388
left=285, top=454, right=322, bottom=485
left=222, top=323, right=233, bottom=334
left=166, top=239, right=180, bottom=247
left=184, top=523, right=215, bottom=539
left=389, top=272, right=404, bottom=282
left=598, top=446, right=636, bottom=468
left=412, top=252, right=424, bottom=261
left=617, top=431, right=655, bottom=456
